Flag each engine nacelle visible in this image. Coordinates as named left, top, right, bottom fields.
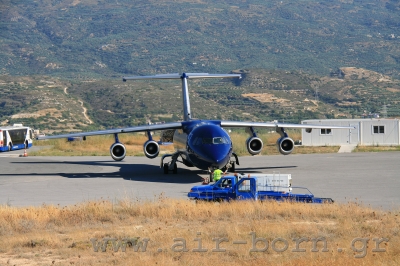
left=144, top=140, right=160, bottom=159
left=246, top=137, right=263, bottom=155
left=110, top=142, right=126, bottom=161
left=276, top=137, right=295, bottom=155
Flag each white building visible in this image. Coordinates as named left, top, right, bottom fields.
left=301, top=119, right=400, bottom=146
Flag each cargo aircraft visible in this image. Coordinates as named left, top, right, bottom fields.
left=37, top=73, right=354, bottom=174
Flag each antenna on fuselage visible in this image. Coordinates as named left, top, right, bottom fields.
left=122, top=73, right=241, bottom=121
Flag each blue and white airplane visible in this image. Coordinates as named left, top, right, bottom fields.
left=37, top=73, right=354, bottom=174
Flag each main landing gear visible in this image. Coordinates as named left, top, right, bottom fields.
left=161, top=152, right=180, bottom=174
left=163, top=162, right=177, bottom=174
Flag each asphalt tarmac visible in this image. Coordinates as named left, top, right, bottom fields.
left=0, top=149, right=399, bottom=209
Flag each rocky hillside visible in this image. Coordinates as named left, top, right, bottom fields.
left=2, top=68, right=400, bottom=134
left=1, top=0, right=399, bottom=79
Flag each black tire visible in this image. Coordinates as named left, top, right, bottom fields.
left=172, top=163, right=177, bottom=174
left=163, top=163, right=169, bottom=174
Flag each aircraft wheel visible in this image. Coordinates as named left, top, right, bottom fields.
left=173, top=163, right=177, bottom=174
left=163, top=163, right=169, bottom=174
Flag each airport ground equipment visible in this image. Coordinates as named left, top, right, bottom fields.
left=188, top=174, right=333, bottom=203
left=0, top=125, right=33, bottom=152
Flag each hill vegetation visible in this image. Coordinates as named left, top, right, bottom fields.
left=2, top=67, right=400, bottom=133
left=2, top=1, right=400, bottom=132
left=1, top=0, right=400, bottom=79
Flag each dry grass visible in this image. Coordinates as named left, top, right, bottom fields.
left=354, top=145, right=400, bottom=153
left=0, top=198, right=399, bottom=265
left=32, top=134, right=175, bottom=156
left=32, top=131, right=339, bottom=157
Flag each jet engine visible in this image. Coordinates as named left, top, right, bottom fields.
left=110, top=142, right=126, bottom=161
left=276, top=137, right=294, bottom=155
left=246, top=137, right=263, bottom=155
left=144, top=140, right=160, bottom=159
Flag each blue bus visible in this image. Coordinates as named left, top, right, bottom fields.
left=0, top=125, right=33, bottom=152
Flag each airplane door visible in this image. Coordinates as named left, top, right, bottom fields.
left=349, top=124, right=359, bottom=144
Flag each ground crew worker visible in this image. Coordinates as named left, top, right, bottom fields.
left=212, top=168, right=226, bottom=182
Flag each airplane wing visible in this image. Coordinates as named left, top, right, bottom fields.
left=220, top=121, right=355, bottom=130
left=36, top=122, right=183, bottom=140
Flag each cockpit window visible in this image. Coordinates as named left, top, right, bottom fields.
left=213, top=137, right=224, bottom=144
left=202, top=138, right=213, bottom=144
left=194, top=137, right=230, bottom=145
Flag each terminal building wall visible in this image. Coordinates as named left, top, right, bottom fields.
left=301, top=119, right=400, bottom=146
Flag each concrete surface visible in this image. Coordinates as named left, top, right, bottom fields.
left=338, top=144, right=357, bottom=153
left=0, top=150, right=399, bottom=210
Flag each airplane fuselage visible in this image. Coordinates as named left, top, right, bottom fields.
left=172, top=120, right=233, bottom=170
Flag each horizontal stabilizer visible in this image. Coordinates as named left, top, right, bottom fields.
left=123, top=73, right=181, bottom=81
left=182, top=73, right=241, bottom=79
left=123, top=73, right=241, bottom=81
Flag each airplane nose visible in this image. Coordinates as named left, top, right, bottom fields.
left=208, top=151, right=223, bottom=163
left=197, top=145, right=230, bottom=167
left=188, top=123, right=232, bottom=169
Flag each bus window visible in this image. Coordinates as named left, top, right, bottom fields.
left=0, top=131, right=4, bottom=147
left=9, top=129, right=26, bottom=145
left=2, top=131, right=6, bottom=145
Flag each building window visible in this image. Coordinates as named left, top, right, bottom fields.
left=320, top=128, right=332, bottom=135
left=373, top=125, right=385, bottom=134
